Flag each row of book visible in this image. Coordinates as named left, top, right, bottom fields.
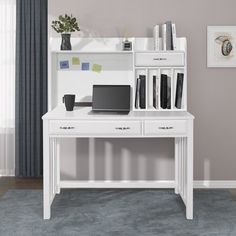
left=153, top=21, right=177, bottom=51
left=135, top=73, right=184, bottom=109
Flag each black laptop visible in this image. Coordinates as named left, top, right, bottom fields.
left=92, top=85, right=130, bottom=113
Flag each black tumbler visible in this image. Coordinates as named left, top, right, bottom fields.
left=64, top=94, right=75, bottom=111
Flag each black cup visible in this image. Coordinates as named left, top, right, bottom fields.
left=64, top=94, right=75, bottom=111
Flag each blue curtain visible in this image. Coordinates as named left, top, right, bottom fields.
left=15, top=0, right=48, bottom=177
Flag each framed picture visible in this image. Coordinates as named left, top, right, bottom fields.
left=207, top=26, right=236, bottom=67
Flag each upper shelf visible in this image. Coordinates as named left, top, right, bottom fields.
left=52, top=50, right=134, bottom=54
left=49, top=37, right=187, bottom=53
left=52, top=50, right=185, bottom=54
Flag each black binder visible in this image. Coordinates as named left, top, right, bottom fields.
left=167, top=76, right=171, bottom=109
left=135, top=78, right=140, bottom=109
left=160, top=74, right=168, bottom=109
left=175, top=73, right=184, bottom=109
left=139, top=75, right=146, bottom=109
left=153, top=75, right=157, bottom=108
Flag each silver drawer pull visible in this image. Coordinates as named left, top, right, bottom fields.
left=153, top=57, right=167, bottom=61
left=60, top=126, right=75, bottom=130
left=158, top=126, right=173, bottom=130
left=115, top=127, right=130, bottom=130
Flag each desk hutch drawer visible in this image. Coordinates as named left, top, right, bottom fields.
left=135, top=52, right=185, bottom=67
left=144, top=120, right=187, bottom=136
left=49, top=120, right=142, bottom=136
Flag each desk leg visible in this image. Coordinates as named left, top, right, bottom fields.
left=55, top=139, right=61, bottom=194
left=175, top=138, right=179, bottom=194
left=186, top=120, right=193, bottom=220
left=43, top=120, right=51, bottom=219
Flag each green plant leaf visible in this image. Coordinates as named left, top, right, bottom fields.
left=51, top=14, right=80, bottom=33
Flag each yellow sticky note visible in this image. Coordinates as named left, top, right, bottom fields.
left=92, top=64, right=102, bottom=73
left=72, top=57, right=80, bottom=65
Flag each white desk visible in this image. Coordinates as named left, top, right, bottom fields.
left=42, top=106, right=194, bottom=220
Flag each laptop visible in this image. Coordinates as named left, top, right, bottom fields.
left=92, top=85, right=130, bottom=113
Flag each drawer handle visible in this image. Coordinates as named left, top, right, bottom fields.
left=158, top=126, right=173, bottom=130
left=115, top=127, right=130, bottom=130
left=60, top=126, right=75, bottom=130
left=153, top=57, right=167, bottom=61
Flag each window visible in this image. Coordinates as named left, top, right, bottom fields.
left=0, top=0, right=16, bottom=176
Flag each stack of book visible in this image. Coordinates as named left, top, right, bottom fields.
left=152, top=73, right=184, bottom=110
left=153, top=21, right=177, bottom=51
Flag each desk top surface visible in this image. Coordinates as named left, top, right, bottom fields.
left=42, top=106, right=194, bottom=120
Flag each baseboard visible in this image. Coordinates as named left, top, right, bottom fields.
left=60, top=180, right=236, bottom=189
left=0, top=169, right=15, bottom=177
left=193, top=181, right=236, bottom=189
left=60, top=180, right=175, bottom=189
left=0, top=172, right=235, bottom=189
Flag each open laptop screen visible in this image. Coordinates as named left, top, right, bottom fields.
left=92, top=85, right=130, bottom=112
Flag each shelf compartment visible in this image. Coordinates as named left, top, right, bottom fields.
left=53, top=50, right=134, bottom=54
left=133, top=67, right=186, bottom=112
left=56, top=53, right=133, bottom=71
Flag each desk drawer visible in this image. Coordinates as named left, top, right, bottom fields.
left=49, top=120, right=142, bottom=136
left=135, top=52, right=185, bottom=67
left=144, top=120, right=187, bottom=136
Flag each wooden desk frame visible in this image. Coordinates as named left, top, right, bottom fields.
left=43, top=108, right=194, bottom=220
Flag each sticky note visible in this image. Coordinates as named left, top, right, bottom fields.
left=60, top=60, right=69, bottom=69
left=82, top=62, right=90, bottom=71
left=72, top=57, right=80, bottom=65
left=92, top=64, right=102, bottom=73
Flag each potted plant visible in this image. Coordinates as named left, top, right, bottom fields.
left=51, top=14, right=80, bottom=50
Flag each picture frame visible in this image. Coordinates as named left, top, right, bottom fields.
left=207, top=26, right=236, bottom=67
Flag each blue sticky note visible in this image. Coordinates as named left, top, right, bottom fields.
left=60, top=60, right=69, bottom=69
left=82, top=62, right=90, bottom=71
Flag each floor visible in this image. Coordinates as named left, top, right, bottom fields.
left=0, top=177, right=236, bottom=200
left=1, top=177, right=236, bottom=235
left=1, top=188, right=236, bottom=235
left=0, top=177, right=43, bottom=198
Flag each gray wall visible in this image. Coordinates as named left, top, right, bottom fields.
left=49, top=0, right=236, bottom=180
